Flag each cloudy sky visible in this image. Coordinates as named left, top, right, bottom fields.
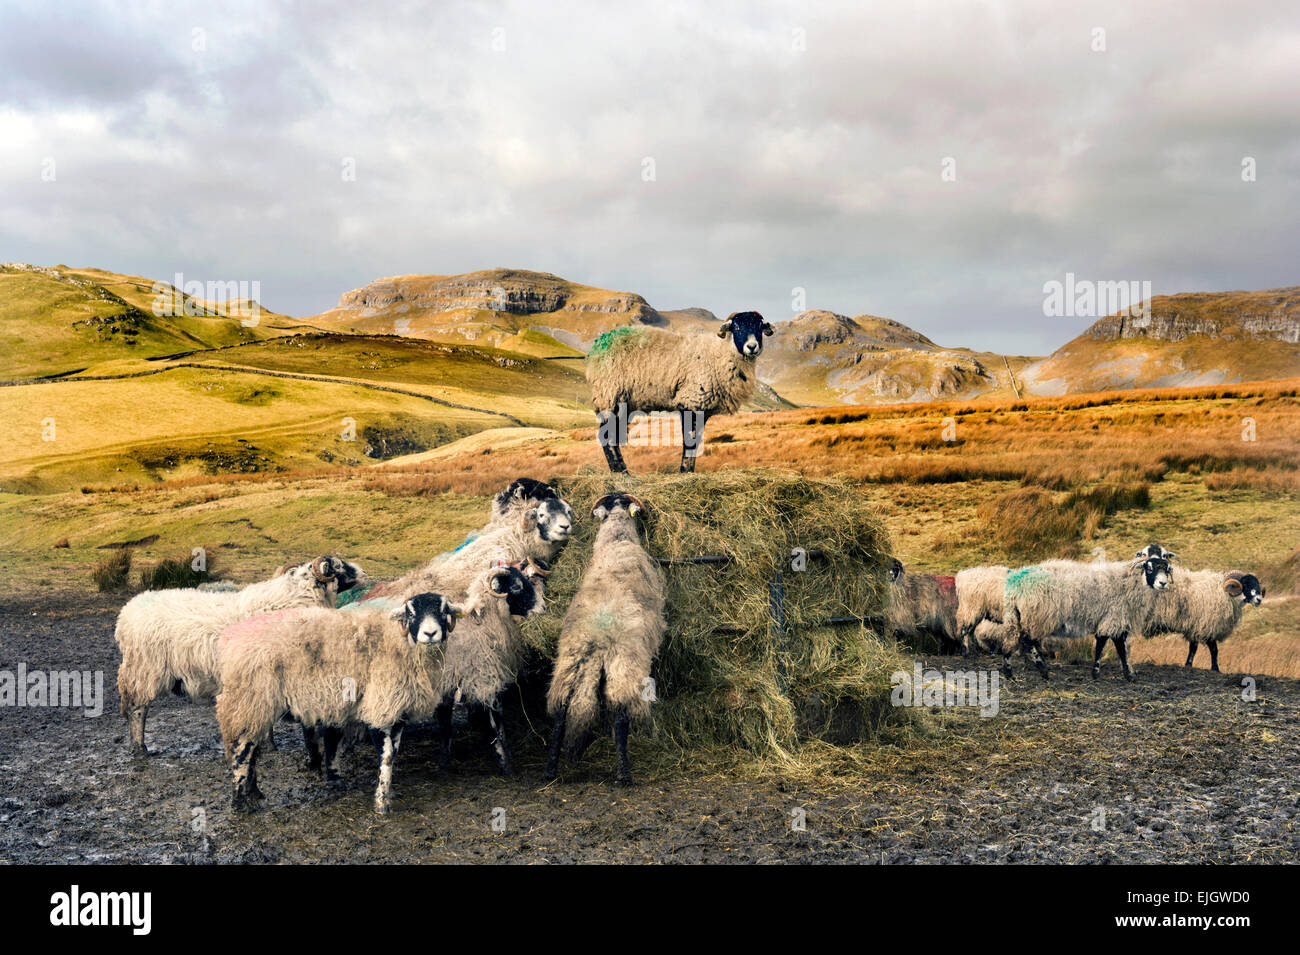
left=2, top=0, right=1297, bottom=354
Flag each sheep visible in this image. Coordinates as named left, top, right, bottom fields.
left=114, top=556, right=365, bottom=756
left=586, top=311, right=774, bottom=473
left=216, top=566, right=544, bottom=813
left=490, top=477, right=561, bottom=523
left=1142, top=569, right=1265, bottom=672
left=1002, top=554, right=1173, bottom=681
left=955, top=565, right=1009, bottom=655
left=886, top=558, right=961, bottom=654
left=544, top=492, right=666, bottom=785
left=358, top=495, right=573, bottom=608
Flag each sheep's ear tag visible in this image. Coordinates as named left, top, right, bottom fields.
left=1224, top=579, right=1243, bottom=597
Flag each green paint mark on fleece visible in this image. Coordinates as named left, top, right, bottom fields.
left=335, top=583, right=376, bottom=608
left=588, top=326, right=643, bottom=360
left=1005, top=566, right=1048, bottom=595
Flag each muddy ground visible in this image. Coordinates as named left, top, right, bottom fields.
left=2, top=594, right=1298, bottom=864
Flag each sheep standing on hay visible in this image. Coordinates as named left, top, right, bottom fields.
left=544, top=492, right=666, bottom=786
left=886, top=559, right=962, bottom=654
left=114, top=556, right=365, bottom=756
left=955, top=565, right=1009, bottom=654
left=1002, top=554, right=1173, bottom=681
left=217, top=566, right=543, bottom=814
left=586, top=311, right=774, bottom=473
left=1143, top=568, right=1265, bottom=672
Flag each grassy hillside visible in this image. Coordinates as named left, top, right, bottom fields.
left=0, top=264, right=301, bottom=380
left=0, top=365, right=520, bottom=493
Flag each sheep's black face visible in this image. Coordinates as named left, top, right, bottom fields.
left=490, top=566, right=545, bottom=617
left=1141, top=557, right=1172, bottom=590
left=1135, top=543, right=1176, bottom=562
left=533, top=497, right=574, bottom=542
left=400, top=592, right=456, bottom=645
left=592, top=493, right=644, bottom=521
left=329, top=558, right=367, bottom=592
left=495, top=477, right=558, bottom=513
left=1238, top=573, right=1264, bottom=606
left=887, top=557, right=904, bottom=582
left=717, top=310, right=773, bottom=358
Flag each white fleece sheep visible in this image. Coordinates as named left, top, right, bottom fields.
left=955, top=565, right=1009, bottom=653
left=1002, top=555, right=1173, bottom=681
left=1143, top=568, right=1264, bottom=672
left=216, top=566, right=543, bottom=813
left=586, top=311, right=773, bottom=473
left=114, top=556, right=365, bottom=756
left=544, top=493, right=666, bottom=786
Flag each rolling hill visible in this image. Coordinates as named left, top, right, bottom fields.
left=1022, top=286, right=1300, bottom=395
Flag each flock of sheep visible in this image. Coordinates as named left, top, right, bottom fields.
left=114, top=478, right=668, bottom=814
left=888, top=545, right=1266, bottom=680
left=108, top=314, right=1268, bottom=817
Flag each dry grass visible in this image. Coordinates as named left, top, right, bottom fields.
left=91, top=549, right=131, bottom=592
left=519, top=469, right=914, bottom=760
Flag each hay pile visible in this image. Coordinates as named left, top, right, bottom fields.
left=522, top=468, right=915, bottom=759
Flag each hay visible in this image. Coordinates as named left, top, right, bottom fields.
left=522, top=467, right=916, bottom=760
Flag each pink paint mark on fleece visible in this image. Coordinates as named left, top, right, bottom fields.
left=937, top=576, right=956, bottom=595
left=221, top=607, right=303, bottom=646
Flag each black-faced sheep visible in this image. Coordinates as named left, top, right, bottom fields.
left=1144, top=568, right=1264, bottom=672
left=216, top=566, right=543, bottom=814
left=586, top=311, right=774, bottom=473
left=1002, top=555, right=1173, bottom=681
left=543, top=492, right=666, bottom=785
left=114, top=556, right=365, bottom=756
left=887, top=558, right=961, bottom=654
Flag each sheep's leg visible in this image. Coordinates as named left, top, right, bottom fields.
left=597, top=410, right=628, bottom=473
left=247, top=744, right=264, bottom=801
left=1020, top=634, right=1050, bottom=680
left=435, top=701, right=454, bottom=772
left=613, top=708, right=632, bottom=786
left=1207, top=639, right=1220, bottom=673
left=543, top=709, right=567, bottom=782
left=679, top=410, right=705, bottom=473
left=372, top=725, right=398, bottom=814
left=1091, top=634, right=1108, bottom=679
left=999, top=654, right=1014, bottom=681
left=231, top=739, right=262, bottom=812
left=124, top=702, right=149, bottom=757
left=322, top=727, right=344, bottom=785
left=302, top=724, right=323, bottom=772
left=1184, top=641, right=1198, bottom=667
left=1112, top=632, right=1134, bottom=682
left=486, top=701, right=515, bottom=778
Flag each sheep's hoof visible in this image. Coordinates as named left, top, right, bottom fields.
left=1211, top=666, right=1221, bottom=674
left=232, top=796, right=262, bottom=814
left=1123, top=672, right=1135, bottom=683
left=130, top=744, right=149, bottom=758
left=324, top=772, right=344, bottom=788
left=614, top=773, right=633, bottom=787
left=1090, top=666, right=1100, bottom=680
left=374, top=801, right=391, bottom=815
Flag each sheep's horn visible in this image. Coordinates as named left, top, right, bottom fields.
left=716, top=321, right=733, bottom=339
left=591, top=494, right=618, bottom=518
left=1223, top=578, right=1243, bottom=597
left=487, top=566, right=512, bottom=597
left=526, top=556, right=553, bottom=578
left=311, top=557, right=337, bottom=582
left=624, top=493, right=647, bottom=515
